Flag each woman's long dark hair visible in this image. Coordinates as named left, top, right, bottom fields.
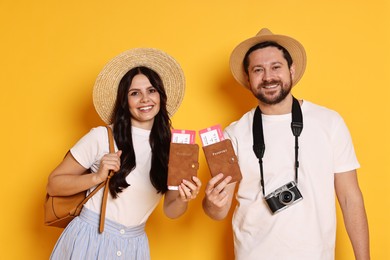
left=109, top=66, right=171, bottom=198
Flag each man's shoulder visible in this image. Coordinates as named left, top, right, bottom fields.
left=303, top=100, right=341, bottom=119
left=225, top=108, right=256, bottom=135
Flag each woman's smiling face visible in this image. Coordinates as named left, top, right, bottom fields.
left=127, top=73, right=160, bottom=130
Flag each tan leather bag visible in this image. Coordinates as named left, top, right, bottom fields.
left=44, top=126, right=114, bottom=233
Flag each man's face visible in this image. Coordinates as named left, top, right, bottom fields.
left=246, top=46, right=295, bottom=105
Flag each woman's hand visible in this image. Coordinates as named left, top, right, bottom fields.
left=178, top=176, right=202, bottom=202
left=95, top=150, right=122, bottom=183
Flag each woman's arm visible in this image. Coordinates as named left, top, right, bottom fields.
left=163, top=176, right=202, bottom=218
left=46, top=151, right=121, bottom=196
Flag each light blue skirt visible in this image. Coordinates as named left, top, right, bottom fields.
left=50, top=208, right=150, bottom=260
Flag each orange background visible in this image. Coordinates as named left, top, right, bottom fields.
left=0, top=0, right=388, bottom=259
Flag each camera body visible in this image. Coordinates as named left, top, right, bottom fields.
left=264, top=181, right=303, bottom=214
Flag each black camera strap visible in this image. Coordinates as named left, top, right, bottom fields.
left=252, top=97, right=303, bottom=196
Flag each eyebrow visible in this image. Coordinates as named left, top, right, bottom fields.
left=252, top=61, right=284, bottom=69
left=253, top=61, right=283, bottom=67
left=128, top=85, right=155, bottom=92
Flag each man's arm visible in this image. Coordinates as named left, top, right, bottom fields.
left=335, top=169, right=370, bottom=260
left=202, top=173, right=236, bottom=220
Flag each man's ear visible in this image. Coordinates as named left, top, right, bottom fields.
left=245, top=73, right=250, bottom=84
left=290, top=64, right=296, bottom=80
left=245, top=73, right=253, bottom=90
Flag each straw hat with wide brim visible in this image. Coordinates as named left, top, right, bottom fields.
left=229, top=28, right=306, bottom=89
left=93, top=48, right=185, bottom=124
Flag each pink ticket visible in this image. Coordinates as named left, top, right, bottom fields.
left=171, top=129, right=196, bottom=144
left=199, top=124, right=225, bottom=146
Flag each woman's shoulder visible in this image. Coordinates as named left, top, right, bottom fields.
left=76, top=125, right=112, bottom=145
left=89, top=125, right=111, bottom=135
left=84, top=125, right=112, bottom=136
left=70, top=125, right=112, bottom=169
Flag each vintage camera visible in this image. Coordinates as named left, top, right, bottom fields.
left=264, top=181, right=303, bottom=214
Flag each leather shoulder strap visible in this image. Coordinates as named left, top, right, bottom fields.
left=99, top=125, right=115, bottom=233
left=75, top=126, right=114, bottom=213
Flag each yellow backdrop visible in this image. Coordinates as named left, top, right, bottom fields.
left=0, top=0, right=388, bottom=259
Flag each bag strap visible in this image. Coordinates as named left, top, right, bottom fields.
left=73, top=125, right=115, bottom=233
left=99, top=125, right=115, bottom=233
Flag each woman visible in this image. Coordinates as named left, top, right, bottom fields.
left=47, top=48, right=201, bottom=259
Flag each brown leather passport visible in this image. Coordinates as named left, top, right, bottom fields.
left=167, top=143, right=199, bottom=189
left=203, top=139, right=242, bottom=185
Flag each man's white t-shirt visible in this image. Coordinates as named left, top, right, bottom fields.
left=224, top=101, right=360, bottom=260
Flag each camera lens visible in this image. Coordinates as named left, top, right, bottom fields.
left=279, top=190, right=295, bottom=205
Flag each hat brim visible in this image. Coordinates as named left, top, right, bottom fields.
left=93, top=48, right=185, bottom=124
left=229, top=30, right=306, bottom=89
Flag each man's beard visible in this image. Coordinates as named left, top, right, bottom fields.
left=252, top=76, right=293, bottom=105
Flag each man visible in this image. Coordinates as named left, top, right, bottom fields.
left=202, top=28, right=370, bottom=260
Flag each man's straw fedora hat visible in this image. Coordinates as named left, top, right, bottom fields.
left=230, top=28, right=306, bottom=89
